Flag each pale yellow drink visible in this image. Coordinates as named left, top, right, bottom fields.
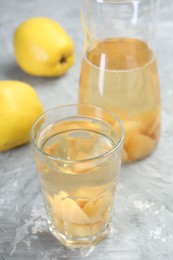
left=31, top=106, right=124, bottom=247
left=79, top=38, right=161, bottom=161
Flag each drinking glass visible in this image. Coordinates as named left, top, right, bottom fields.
left=31, top=104, right=124, bottom=247
left=79, top=0, right=161, bottom=162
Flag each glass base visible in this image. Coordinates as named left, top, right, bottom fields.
left=48, top=223, right=111, bottom=248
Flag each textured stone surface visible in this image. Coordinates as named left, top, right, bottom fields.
left=0, top=0, right=173, bottom=259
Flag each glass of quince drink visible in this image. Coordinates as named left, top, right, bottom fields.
left=31, top=104, right=124, bottom=247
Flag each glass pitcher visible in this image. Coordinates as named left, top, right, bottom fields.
left=78, top=0, right=161, bottom=162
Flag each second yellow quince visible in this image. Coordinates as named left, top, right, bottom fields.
left=0, top=81, right=43, bottom=152
left=13, top=17, right=75, bottom=77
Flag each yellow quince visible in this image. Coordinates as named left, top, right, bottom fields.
left=0, top=81, right=43, bottom=152
left=13, top=17, right=75, bottom=77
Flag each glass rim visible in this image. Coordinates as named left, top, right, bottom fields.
left=30, top=104, right=124, bottom=163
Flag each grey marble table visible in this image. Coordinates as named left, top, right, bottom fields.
left=0, top=0, right=173, bottom=259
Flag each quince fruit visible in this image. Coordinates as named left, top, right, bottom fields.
left=126, top=133, right=155, bottom=161
left=13, top=17, right=75, bottom=77
left=0, top=81, right=43, bottom=152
